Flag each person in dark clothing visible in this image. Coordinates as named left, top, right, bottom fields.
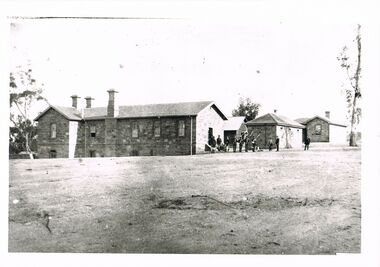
left=245, top=137, right=249, bottom=152
left=225, top=136, right=230, bottom=152
left=275, top=136, right=280, bottom=152
left=268, top=138, right=273, bottom=151
left=304, top=136, right=311, bottom=150
left=209, top=135, right=216, bottom=148
left=251, top=136, right=256, bottom=152
left=239, top=137, right=243, bottom=152
left=216, top=135, right=222, bottom=151
left=232, top=137, right=237, bottom=152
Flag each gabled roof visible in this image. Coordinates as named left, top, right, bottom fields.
left=34, top=105, right=82, bottom=121
left=224, top=116, right=246, bottom=131
left=295, top=116, right=346, bottom=127
left=295, top=118, right=309, bottom=124
left=84, top=101, right=228, bottom=120
left=246, top=113, right=305, bottom=129
left=35, top=101, right=228, bottom=121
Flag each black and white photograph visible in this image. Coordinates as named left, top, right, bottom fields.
left=1, top=0, right=380, bottom=266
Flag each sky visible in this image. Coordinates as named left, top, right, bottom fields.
left=9, top=19, right=358, bottom=124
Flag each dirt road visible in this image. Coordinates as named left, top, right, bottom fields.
left=8, top=147, right=361, bottom=254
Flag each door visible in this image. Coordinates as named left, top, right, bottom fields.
left=49, top=150, right=57, bottom=158
left=208, top=127, right=213, bottom=141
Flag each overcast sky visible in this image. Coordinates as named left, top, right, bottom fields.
left=10, top=18, right=358, bottom=123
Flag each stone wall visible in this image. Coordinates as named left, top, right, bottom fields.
left=196, top=104, right=226, bottom=153
left=75, top=120, right=106, bottom=158
left=306, top=118, right=329, bottom=142
left=246, top=125, right=277, bottom=150
left=36, top=108, right=71, bottom=158
left=115, top=116, right=196, bottom=156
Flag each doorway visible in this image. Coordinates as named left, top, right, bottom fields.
left=49, top=150, right=57, bottom=158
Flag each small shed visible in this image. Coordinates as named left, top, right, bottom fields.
left=246, top=113, right=305, bottom=149
left=295, top=112, right=347, bottom=144
left=223, top=116, right=247, bottom=144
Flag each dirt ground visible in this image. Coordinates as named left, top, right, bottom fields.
left=8, top=145, right=361, bottom=254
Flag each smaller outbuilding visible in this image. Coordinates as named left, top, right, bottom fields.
left=223, top=116, right=247, bottom=144
left=246, top=112, right=305, bottom=150
left=295, top=111, right=347, bottom=144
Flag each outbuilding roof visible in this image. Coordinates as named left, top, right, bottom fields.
left=223, top=116, right=246, bottom=131
left=295, top=116, right=346, bottom=127
left=35, top=101, right=228, bottom=121
left=246, top=113, right=305, bottom=129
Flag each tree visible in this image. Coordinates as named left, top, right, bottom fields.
left=9, top=64, right=45, bottom=159
left=337, top=24, right=362, bottom=146
left=232, top=97, right=261, bottom=122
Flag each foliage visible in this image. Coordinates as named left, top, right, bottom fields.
left=232, top=97, right=261, bottom=122
left=9, top=64, right=45, bottom=158
left=337, top=24, right=362, bottom=146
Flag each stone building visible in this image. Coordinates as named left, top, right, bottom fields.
left=295, top=112, right=347, bottom=144
left=34, top=90, right=228, bottom=158
left=245, top=112, right=305, bottom=149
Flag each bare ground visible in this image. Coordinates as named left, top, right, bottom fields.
left=8, top=146, right=361, bottom=254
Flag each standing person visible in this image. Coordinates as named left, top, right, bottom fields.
left=268, top=138, right=273, bottom=151
left=232, top=136, right=237, bottom=152
left=209, top=135, right=216, bottom=152
left=245, top=136, right=249, bottom=152
left=216, top=135, right=222, bottom=151
left=225, top=136, right=230, bottom=152
left=275, top=136, right=280, bottom=152
left=251, top=136, right=256, bottom=152
left=304, top=136, right=311, bottom=150
left=239, top=136, right=243, bottom=152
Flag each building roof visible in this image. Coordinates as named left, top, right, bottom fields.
left=295, top=116, right=347, bottom=127
left=223, top=116, right=246, bottom=131
left=35, top=101, right=228, bottom=121
left=246, top=113, right=305, bottom=129
left=295, top=118, right=309, bottom=124
left=34, top=105, right=82, bottom=121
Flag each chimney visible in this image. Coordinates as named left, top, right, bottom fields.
left=107, top=89, right=118, bottom=117
left=325, top=111, right=330, bottom=119
left=84, top=96, right=94, bottom=108
left=274, top=109, right=277, bottom=114
left=71, top=95, right=80, bottom=109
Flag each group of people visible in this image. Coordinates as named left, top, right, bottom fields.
left=208, top=132, right=280, bottom=153
left=209, top=132, right=312, bottom=153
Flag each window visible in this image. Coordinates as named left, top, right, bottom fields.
left=50, top=123, right=56, bottom=138
left=132, top=122, right=138, bottom=138
left=154, top=121, right=161, bottom=137
left=315, top=124, right=322, bottom=135
left=178, top=120, right=185, bottom=137
left=90, top=126, right=96, bottom=137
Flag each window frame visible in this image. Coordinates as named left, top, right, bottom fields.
left=50, top=123, right=57, bottom=139
left=90, top=125, right=96, bottom=138
left=314, top=124, right=322, bottom=135
left=154, top=120, right=161, bottom=137
left=132, top=122, right=139, bottom=138
left=178, top=120, right=185, bottom=137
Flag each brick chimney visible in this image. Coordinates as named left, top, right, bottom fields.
left=325, top=111, right=330, bottom=119
left=107, top=89, right=118, bottom=117
left=84, top=96, right=94, bottom=108
left=71, top=95, right=80, bottom=109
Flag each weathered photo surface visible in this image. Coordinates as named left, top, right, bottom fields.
left=8, top=13, right=363, bottom=256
